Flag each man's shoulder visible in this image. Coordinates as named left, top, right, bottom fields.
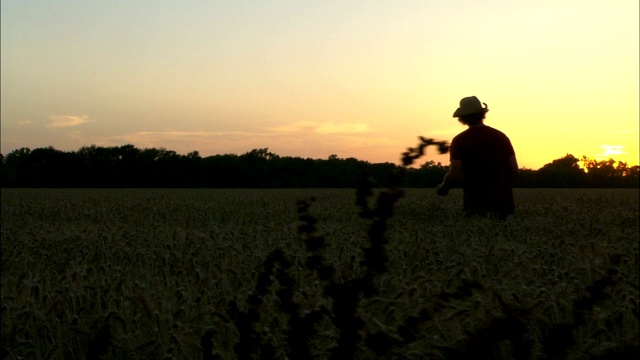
left=484, top=125, right=507, bottom=135
left=452, top=127, right=473, bottom=140
left=474, top=125, right=510, bottom=139
left=452, top=125, right=511, bottom=145
left=453, top=126, right=493, bottom=139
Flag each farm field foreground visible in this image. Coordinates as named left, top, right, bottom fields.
left=1, top=188, right=638, bottom=359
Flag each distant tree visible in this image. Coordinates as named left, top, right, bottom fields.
left=513, top=168, right=538, bottom=188
left=3, top=148, right=32, bottom=186
left=113, top=144, right=142, bottom=187
left=28, top=146, right=78, bottom=187
left=272, top=156, right=317, bottom=187
left=244, top=148, right=278, bottom=160
left=7, top=148, right=26, bottom=186
left=202, top=154, right=237, bottom=187
left=536, top=154, right=586, bottom=187
left=239, top=149, right=274, bottom=187
left=581, top=156, right=640, bottom=188
left=403, top=161, right=448, bottom=187
left=2, top=145, right=638, bottom=188
left=627, top=165, right=640, bottom=187
left=186, top=150, right=200, bottom=159
left=0, top=153, right=4, bottom=185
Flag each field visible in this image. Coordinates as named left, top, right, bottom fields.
left=1, top=188, right=638, bottom=359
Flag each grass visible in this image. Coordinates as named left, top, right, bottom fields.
left=1, top=187, right=638, bottom=359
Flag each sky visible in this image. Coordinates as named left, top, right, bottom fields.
left=1, top=0, right=638, bottom=170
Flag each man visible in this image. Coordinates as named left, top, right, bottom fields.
left=436, top=96, right=518, bottom=218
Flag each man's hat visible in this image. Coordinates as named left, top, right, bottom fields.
left=453, top=96, right=489, bottom=117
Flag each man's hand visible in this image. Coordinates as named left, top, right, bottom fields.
left=436, top=160, right=460, bottom=197
left=436, top=184, right=449, bottom=196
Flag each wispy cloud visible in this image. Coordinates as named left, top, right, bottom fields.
left=100, top=130, right=271, bottom=152
left=86, top=121, right=414, bottom=163
left=46, top=115, right=90, bottom=128
left=130, top=130, right=270, bottom=142
left=268, top=121, right=371, bottom=134
left=136, top=130, right=260, bottom=137
left=16, top=119, right=32, bottom=126
left=315, top=122, right=370, bottom=134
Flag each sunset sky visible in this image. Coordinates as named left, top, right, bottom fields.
left=2, top=0, right=638, bottom=169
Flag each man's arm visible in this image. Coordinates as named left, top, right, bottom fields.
left=436, top=160, right=462, bottom=196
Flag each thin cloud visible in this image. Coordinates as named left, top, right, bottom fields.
left=89, top=125, right=406, bottom=163
left=315, top=122, right=370, bottom=134
left=47, top=115, right=90, bottom=128
left=17, top=119, right=32, bottom=126
left=269, top=121, right=371, bottom=134
left=99, top=130, right=271, bottom=150
left=132, top=130, right=270, bottom=140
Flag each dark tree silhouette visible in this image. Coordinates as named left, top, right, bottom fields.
left=535, top=154, right=587, bottom=187
left=582, top=156, right=640, bottom=188
left=0, top=146, right=637, bottom=188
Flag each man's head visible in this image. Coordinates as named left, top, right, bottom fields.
left=453, top=96, right=489, bottom=126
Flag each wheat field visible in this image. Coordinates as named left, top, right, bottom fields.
left=1, top=188, right=638, bottom=359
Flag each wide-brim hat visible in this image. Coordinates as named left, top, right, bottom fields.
left=453, top=96, right=489, bottom=117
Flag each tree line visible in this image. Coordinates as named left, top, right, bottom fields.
left=0, top=145, right=637, bottom=188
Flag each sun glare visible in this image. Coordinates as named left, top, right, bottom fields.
left=591, top=145, right=640, bottom=168
left=596, top=145, right=626, bottom=159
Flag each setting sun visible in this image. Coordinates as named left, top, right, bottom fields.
left=594, top=145, right=636, bottom=166
left=597, top=145, right=626, bottom=158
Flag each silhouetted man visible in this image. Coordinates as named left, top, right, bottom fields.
left=436, top=96, right=518, bottom=218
